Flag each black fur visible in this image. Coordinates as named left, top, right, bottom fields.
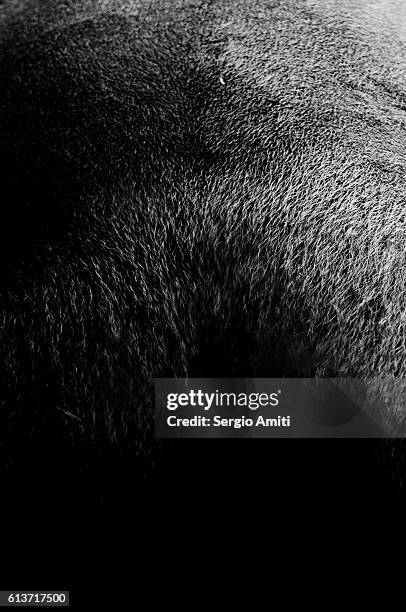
left=2, top=0, right=406, bottom=478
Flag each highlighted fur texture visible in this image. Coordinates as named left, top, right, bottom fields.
left=1, top=0, right=406, bottom=459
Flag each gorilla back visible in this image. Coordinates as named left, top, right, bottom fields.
left=1, top=0, right=406, bottom=464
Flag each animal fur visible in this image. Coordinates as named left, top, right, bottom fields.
left=1, top=0, right=406, bottom=470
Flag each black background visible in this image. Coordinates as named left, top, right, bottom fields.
left=1, top=438, right=404, bottom=606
